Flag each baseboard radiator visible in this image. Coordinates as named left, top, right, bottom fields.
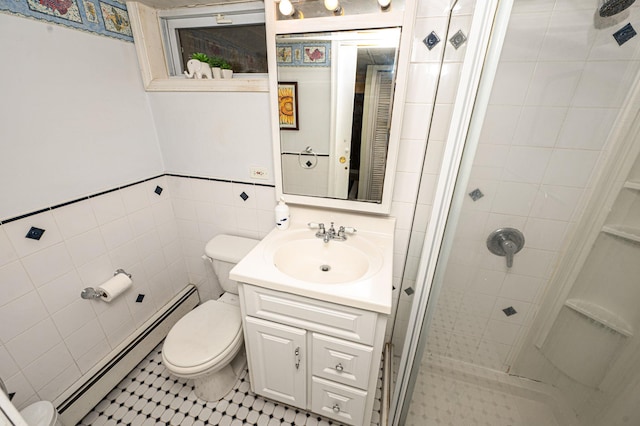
left=55, top=285, right=200, bottom=426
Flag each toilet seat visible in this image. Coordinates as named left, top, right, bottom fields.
left=162, top=300, right=243, bottom=378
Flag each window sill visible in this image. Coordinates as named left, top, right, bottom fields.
left=127, top=1, right=269, bottom=93
left=145, top=77, right=269, bottom=92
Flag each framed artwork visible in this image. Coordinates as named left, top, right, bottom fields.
left=278, top=82, right=299, bottom=130
left=275, top=43, right=330, bottom=67
left=276, top=46, right=292, bottom=63
left=303, top=46, right=326, bottom=63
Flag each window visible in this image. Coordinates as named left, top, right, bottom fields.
left=159, top=2, right=268, bottom=77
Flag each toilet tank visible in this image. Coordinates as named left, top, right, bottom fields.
left=205, top=235, right=259, bottom=294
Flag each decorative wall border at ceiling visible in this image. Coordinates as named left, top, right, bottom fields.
left=0, top=0, right=133, bottom=42
left=276, top=42, right=331, bottom=67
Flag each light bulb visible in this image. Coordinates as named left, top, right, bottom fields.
left=279, top=0, right=294, bottom=16
left=324, top=0, right=339, bottom=11
left=378, top=0, right=391, bottom=9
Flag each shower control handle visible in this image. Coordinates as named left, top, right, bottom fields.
left=502, top=239, right=518, bottom=268
left=487, top=228, right=525, bottom=268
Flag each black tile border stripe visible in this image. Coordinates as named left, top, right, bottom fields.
left=3, top=208, right=51, bottom=224
left=164, top=173, right=276, bottom=188
left=0, top=174, right=275, bottom=225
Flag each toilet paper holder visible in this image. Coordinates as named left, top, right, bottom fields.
left=81, top=269, right=132, bottom=300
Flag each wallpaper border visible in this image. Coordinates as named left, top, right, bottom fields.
left=0, top=0, right=134, bottom=42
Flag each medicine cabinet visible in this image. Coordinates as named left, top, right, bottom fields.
left=265, top=0, right=416, bottom=214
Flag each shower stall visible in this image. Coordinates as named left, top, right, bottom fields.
left=390, top=0, right=640, bottom=424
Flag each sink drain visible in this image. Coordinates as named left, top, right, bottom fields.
left=320, top=264, right=331, bottom=272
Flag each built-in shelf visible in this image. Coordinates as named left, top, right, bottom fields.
left=601, top=224, right=640, bottom=244
left=146, top=78, right=269, bottom=92
left=623, top=180, right=640, bottom=190
left=565, top=298, right=634, bottom=337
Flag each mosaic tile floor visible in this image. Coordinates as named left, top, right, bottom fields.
left=79, top=343, right=381, bottom=426
left=403, top=355, right=571, bottom=426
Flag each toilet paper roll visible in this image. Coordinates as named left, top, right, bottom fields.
left=98, top=273, right=133, bottom=302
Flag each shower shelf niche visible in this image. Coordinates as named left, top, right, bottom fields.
left=623, top=180, right=640, bottom=190
left=601, top=225, right=640, bottom=244
left=564, top=298, right=633, bottom=337
left=537, top=139, right=640, bottom=389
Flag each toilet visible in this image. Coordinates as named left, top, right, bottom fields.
left=162, top=234, right=259, bottom=401
left=19, top=401, right=61, bottom=426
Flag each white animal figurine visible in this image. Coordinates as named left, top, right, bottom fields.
left=184, top=59, right=213, bottom=79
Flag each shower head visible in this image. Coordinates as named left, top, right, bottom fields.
left=599, top=0, right=636, bottom=17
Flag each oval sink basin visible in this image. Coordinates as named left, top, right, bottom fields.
left=272, top=238, right=382, bottom=284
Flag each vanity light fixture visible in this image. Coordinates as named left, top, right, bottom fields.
left=277, top=0, right=304, bottom=18
left=324, top=0, right=344, bottom=15
left=378, top=0, right=391, bottom=10
left=278, top=0, right=293, bottom=15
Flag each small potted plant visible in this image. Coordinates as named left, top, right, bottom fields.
left=191, top=52, right=210, bottom=63
left=220, top=60, right=233, bottom=79
left=207, top=56, right=224, bottom=79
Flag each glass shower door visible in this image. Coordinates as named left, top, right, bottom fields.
left=393, top=0, right=640, bottom=424
left=390, top=0, right=514, bottom=423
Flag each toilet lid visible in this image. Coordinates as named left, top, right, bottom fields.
left=20, top=401, right=56, bottom=426
left=205, top=235, right=258, bottom=263
left=163, top=300, right=242, bottom=369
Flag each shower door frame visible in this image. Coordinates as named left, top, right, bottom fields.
left=389, top=0, right=514, bottom=424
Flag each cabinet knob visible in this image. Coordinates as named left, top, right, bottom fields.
left=332, top=404, right=341, bottom=413
left=335, top=363, right=344, bottom=372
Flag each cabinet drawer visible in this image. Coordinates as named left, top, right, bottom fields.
left=312, top=333, right=373, bottom=390
left=242, top=284, right=378, bottom=345
left=311, top=376, right=367, bottom=426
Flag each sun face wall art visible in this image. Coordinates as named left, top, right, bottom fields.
left=278, top=82, right=299, bottom=130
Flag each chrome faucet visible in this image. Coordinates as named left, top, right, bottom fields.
left=308, top=222, right=357, bottom=242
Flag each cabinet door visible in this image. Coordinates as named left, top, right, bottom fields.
left=245, top=316, right=307, bottom=409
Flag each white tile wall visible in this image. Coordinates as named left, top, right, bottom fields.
left=166, top=176, right=277, bottom=303
left=3, top=212, right=64, bottom=258
left=0, top=176, right=189, bottom=408
left=0, top=176, right=272, bottom=407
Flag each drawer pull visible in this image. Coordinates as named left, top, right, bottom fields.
left=295, top=347, right=301, bottom=370
left=335, top=363, right=344, bottom=372
left=332, top=404, right=341, bottom=413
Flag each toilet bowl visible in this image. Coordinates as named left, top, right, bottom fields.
left=19, top=401, right=61, bottom=426
left=162, top=235, right=258, bottom=401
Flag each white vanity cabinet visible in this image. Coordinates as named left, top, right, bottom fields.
left=239, top=283, right=387, bottom=426
left=244, top=316, right=307, bottom=408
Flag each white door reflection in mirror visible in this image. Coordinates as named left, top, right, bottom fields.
left=276, top=28, right=400, bottom=204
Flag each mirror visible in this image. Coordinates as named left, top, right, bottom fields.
left=275, top=28, right=401, bottom=209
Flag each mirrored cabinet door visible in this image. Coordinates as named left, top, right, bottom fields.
left=276, top=29, right=401, bottom=204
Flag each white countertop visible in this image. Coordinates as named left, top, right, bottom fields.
left=230, top=206, right=395, bottom=314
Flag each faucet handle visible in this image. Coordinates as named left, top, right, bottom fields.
left=342, top=226, right=357, bottom=234
left=309, top=222, right=325, bottom=235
